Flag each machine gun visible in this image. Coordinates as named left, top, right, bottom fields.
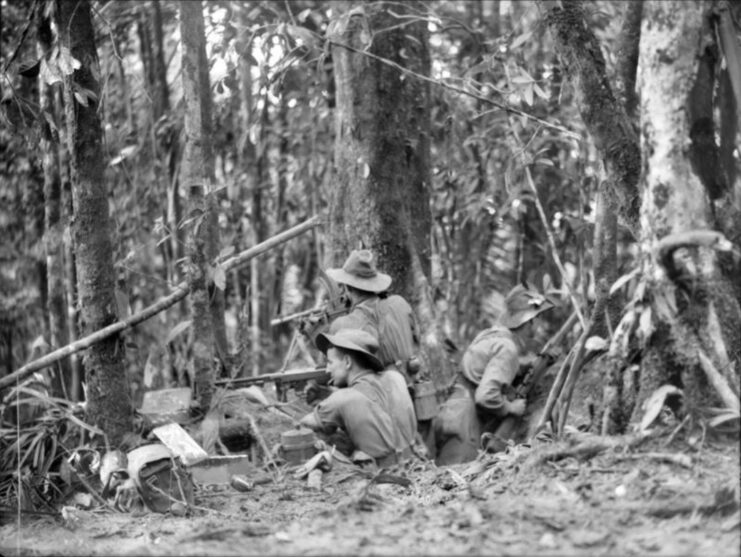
left=270, top=269, right=351, bottom=344
left=214, top=367, right=330, bottom=402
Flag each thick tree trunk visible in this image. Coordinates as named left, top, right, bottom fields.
left=55, top=0, right=133, bottom=443
left=544, top=1, right=641, bottom=234
left=606, top=0, right=741, bottom=430
left=329, top=0, right=449, bottom=382
left=329, top=0, right=431, bottom=294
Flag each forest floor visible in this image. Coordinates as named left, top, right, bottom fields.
left=1, top=430, right=739, bottom=557
left=2, top=365, right=740, bottom=557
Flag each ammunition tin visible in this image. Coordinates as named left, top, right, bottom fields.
left=280, top=428, right=317, bottom=464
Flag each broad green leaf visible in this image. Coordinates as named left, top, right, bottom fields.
left=40, top=58, right=62, bottom=86
left=708, top=411, right=740, bottom=428
left=653, top=287, right=677, bottom=322
left=585, top=336, right=608, bottom=352
left=640, top=384, right=683, bottom=432
left=638, top=306, right=653, bottom=343
left=523, top=84, right=534, bottom=106
left=213, top=264, right=227, bottom=291
left=166, top=320, right=192, bottom=345
left=609, top=268, right=639, bottom=295
left=510, top=31, right=533, bottom=50
left=219, top=245, right=235, bottom=259
left=465, top=60, right=490, bottom=77
left=533, top=83, right=549, bottom=100
left=285, top=24, right=317, bottom=47
left=58, top=46, right=81, bottom=75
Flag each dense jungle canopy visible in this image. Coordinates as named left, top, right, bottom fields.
left=0, top=0, right=739, bottom=476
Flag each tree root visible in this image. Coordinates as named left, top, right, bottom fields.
left=533, top=431, right=652, bottom=465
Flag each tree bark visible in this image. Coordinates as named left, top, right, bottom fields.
left=329, top=0, right=449, bottom=382
left=615, top=0, right=643, bottom=120
left=55, top=0, right=133, bottom=444
left=544, top=1, right=641, bottom=234
left=180, top=0, right=222, bottom=411
left=329, top=0, right=432, bottom=295
left=38, top=9, right=71, bottom=398
left=629, top=0, right=741, bottom=424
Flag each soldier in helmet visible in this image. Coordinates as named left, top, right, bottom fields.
left=433, top=284, right=555, bottom=465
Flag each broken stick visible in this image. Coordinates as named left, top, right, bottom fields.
left=1, top=216, right=321, bottom=390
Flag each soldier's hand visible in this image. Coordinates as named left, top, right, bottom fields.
left=507, top=398, right=527, bottom=417
left=305, top=380, right=333, bottom=405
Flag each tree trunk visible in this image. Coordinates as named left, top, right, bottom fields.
left=235, top=7, right=257, bottom=377
left=627, top=0, right=741, bottom=425
left=179, top=0, right=228, bottom=410
left=614, top=0, right=643, bottom=121
left=55, top=0, right=133, bottom=443
left=60, top=113, right=81, bottom=401
left=38, top=9, right=71, bottom=398
left=544, top=1, right=641, bottom=234
left=329, top=0, right=449, bottom=381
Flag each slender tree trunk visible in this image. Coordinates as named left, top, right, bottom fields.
left=60, top=114, right=81, bottom=401
left=151, top=0, right=170, bottom=120
left=38, top=10, right=70, bottom=398
left=615, top=0, right=643, bottom=121
left=236, top=8, right=257, bottom=376
left=55, top=0, right=133, bottom=443
left=179, top=0, right=226, bottom=410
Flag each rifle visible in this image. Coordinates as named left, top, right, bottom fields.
left=215, top=367, right=330, bottom=402
left=270, top=269, right=350, bottom=344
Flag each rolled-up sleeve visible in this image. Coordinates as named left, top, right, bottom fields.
left=313, top=392, right=349, bottom=433
left=473, top=337, right=519, bottom=417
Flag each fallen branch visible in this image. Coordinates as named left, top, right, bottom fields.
left=0, top=216, right=321, bottom=390
left=614, top=451, right=693, bottom=469
left=244, top=412, right=280, bottom=481
left=619, top=496, right=739, bottom=519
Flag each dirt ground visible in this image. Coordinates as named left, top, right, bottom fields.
left=1, top=428, right=739, bottom=557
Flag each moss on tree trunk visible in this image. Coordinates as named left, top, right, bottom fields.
left=56, top=0, right=133, bottom=445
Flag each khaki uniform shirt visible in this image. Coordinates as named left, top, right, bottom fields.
left=329, top=295, right=418, bottom=368
left=378, top=369, right=417, bottom=446
left=460, top=325, right=520, bottom=417
left=313, top=372, right=410, bottom=459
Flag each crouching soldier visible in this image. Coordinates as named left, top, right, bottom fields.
left=433, top=285, right=555, bottom=465
left=299, top=328, right=416, bottom=467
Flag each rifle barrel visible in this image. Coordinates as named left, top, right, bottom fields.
left=270, top=307, right=319, bottom=326
left=215, top=368, right=329, bottom=387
